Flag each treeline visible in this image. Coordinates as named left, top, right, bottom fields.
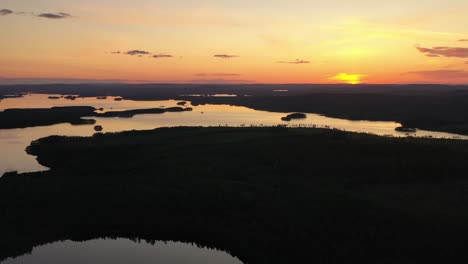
left=2, top=127, right=468, bottom=263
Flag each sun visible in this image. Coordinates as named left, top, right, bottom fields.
left=330, top=73, right=365, bottom=84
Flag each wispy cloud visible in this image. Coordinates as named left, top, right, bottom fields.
left=407, top=70, right=468, bottom=80
left=125, top=50, right=151, bottom=56
left=277, top=59, right=310, bottom=64
left=459, top=39, right=468, bottom=42
left=214, top=54, right=239, bottom=59
left=194, top=73, right=241, bottom=77
left=416, top=46, right=468, bottom=58
left=0, top=9, right=13, bottom=16
left=189, top=78, right=252, bottom=84
left=109, top=50, right=176, bottom=59
left=0, top=9, right=72, bottom=19
left=37, top=12, right=72, bottom=19
left=152, top=54, right=173, bottom=58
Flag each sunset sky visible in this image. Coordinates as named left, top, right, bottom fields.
left=1, top=0, right=468, bottom=84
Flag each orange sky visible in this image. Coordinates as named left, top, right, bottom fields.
left=1, top=0, right=468, bottom=84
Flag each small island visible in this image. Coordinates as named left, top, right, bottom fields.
left=48, top=96, right=60, bottom=100
left=281, top=113, right=307, bottom=121
left=64, top=95, right=78, bottom=100
left=395, top=126, right=417, bottom=133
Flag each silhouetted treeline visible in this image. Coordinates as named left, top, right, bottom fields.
left=0, top=107, right=96, bottom=128
left=2, top=127, right=468, bottom=263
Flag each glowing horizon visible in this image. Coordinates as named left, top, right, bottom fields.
left=1, top=0, right=468, bottom=84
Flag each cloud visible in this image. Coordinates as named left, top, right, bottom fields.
left=37, top=12, right=72, bottom=19
left=214, top=54, right=239, bottom=59
left=189, top=78, right=253, bottom=84
left=416, top=46, right=468, bottom=58
left=0, top=9, right=13, bottom=16
left=277, top=59, right=310, bottom=64
left=459, top=39, right=468, bottom=42
left=1, top=9, right=73, bottom=19
left=109, top=50, right=176, bottom=59
left=152, top=54, right=173, bottom=58
left=407, top=70, right=468, bottom=80
left=125, top=50, right=151, bottom=56
left=194, top=73, right=241, bottom=77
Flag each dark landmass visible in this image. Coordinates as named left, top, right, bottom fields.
left=0, top=106, right=192, bottom=129
left=1, top=83, right=468, bottom=135
left=0, top=94, right=23, bottom=101
left=98, top=107, right=192, bottom=118
left=64, top=95, right=78, bottom=100
left=2, top=127, right=468, bottom=263
left=395, top=126, right=417, bottom=133
left=188, top=93, right=468, bottom=135
left=47, top=96, right=60, bottom=100
left=0, top=107, right=97, bottom=128
left=281, top=113, right=307, bottom=121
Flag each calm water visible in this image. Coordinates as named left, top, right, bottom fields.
left=0, top=239, right=243, bottom=264
left=1, top=94, right=468, bottom=175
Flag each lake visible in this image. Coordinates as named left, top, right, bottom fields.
left=0, top=238, right=243, bottom=264
left=1, top=94, right=468, bottom=175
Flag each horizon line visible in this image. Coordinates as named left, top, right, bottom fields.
left=1, top=78, right=468, bottom=86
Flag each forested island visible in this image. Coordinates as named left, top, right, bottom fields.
left=0, top=106, right=192, bottom=129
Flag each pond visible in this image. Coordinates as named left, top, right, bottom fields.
left=0, top=238, right=243, bottom=264
left=1, top=94, right=467, bottom=175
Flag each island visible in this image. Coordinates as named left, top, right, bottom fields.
left=0, top=106, right=193, bottom=129
left=64, top=95, right=78, bottom=100
left=281, top=113, right=307, bottom=121
left=395, top=126, right=417, bottom=133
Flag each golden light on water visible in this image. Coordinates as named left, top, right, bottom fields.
left=330, top=73, right=365, bottom=84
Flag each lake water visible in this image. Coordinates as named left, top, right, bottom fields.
left=1, top=94, right=468, bottom=175
left=0, top=239, right=243, bottom=264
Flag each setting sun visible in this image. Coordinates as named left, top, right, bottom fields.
left=330, top=73, right=366, bottom=84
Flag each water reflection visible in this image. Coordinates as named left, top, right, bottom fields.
left=0, top=94, right=183, bottom=113
left=0, top=239, right=243, bottom=264
left=1, top=94, right=468, bottom=175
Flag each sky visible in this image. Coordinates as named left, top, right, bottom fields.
left=1, top=0, right=468, bottom=84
